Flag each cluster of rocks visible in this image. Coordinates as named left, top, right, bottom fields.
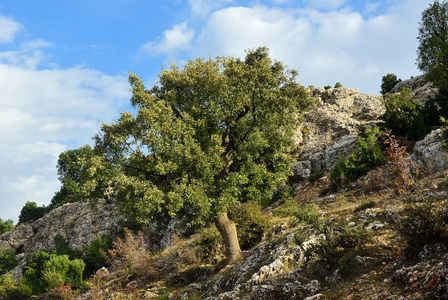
left=0, top=199, right=122, bottom=279
left=292, top=86, right=385, bottom=181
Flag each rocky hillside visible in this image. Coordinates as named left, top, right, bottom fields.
left=2, top=77, right=448, bottom=299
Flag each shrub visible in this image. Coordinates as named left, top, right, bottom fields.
left=82, top=235, right=113, bottom=277
left=196, top=225, right=224, bottom=263
left=324, top=85, right=331, bottom=90
left=43, top=255, right=86, bottom=291
left=380, top=73, right=402, bottom=95
left=274, top=199, right=320, bottom=227
left=0, top=218, right=14, bottom=235
left=334, top=82, right=342, bottom=88
left=228, top=201, right=271, bottom=250
left=0, top=274, right=31, bottom=300
left=330, top=128, right=387, bottom=192
left=108, top=228, right=153, bottom=277
left=18, top=201, right=46, bottom=224
left=0, top=247, right=17, bottom=275
left=380, top=88, right=429, bottom=141
left=23, top=251, right=53, bottom=294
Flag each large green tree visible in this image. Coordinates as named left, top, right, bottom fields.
left=82, top=47, right=312, bottom=264
left=417, top=0, right=448, bottom=90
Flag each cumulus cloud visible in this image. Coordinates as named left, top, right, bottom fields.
left=140, top=21, right=194, bottom=57
left=0, top=16, right=22, bottom=43
left=0, top=19, right=130, bottom=223
left=189, top=0, right=431, bottom=94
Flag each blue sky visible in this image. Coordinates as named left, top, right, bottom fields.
left=0, top=0, right=433, bottom=223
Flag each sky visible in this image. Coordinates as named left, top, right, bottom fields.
left=0, top=0, right=434, bottom=223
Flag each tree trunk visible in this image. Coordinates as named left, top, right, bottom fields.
left=214, top=212, right=242, bottom=265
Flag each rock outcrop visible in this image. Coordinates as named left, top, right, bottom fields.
left=293, top=86, right=385, bottom=180
left=410, top=128, right=448, bottom=174
left=390, top=74, right=438, bottom=106
left=0, top=199, right=121, bottom=278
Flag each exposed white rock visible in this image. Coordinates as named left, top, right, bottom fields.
left=410, top=129, right=448, bottom=174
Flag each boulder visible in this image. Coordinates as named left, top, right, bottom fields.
left=410, top=129, right=448, bottom=174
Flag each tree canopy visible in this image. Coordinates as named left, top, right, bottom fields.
left=417, top=0, right=448, bottom=90
left=80, top=47, right=313, bottom=263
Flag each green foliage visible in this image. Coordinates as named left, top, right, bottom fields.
left=399, top=196, right=448, bottom=252
left=228, top=201, right=271, bottom=250
left=18, top=202, right=46, bottom=224
left=380, top=73, right=402, bottom=95
left=23, top=251, right=53, bottom=294
left=43, top=255, right=86, bottom=291
left=274, top=199, right=320, bottom=227
left=23, top=250, right=86, bottom=294
left=334, top=82, right=342, bottom=88
left=49, top=145, right=96, bottom=210
left=196, top=226, right=224, bottom=262
left=82, top=235, right=113, bottom=277
left=380, top=88, right=429, bottom=140
left=0, top=274, right=31, bottom=300
left=80, top=47, right=313, bottom=230
left=417, top=0, right=448, bottom=90
left=324, top=85, right=331, bottom=90
left=330, top=128, right=387, bottom=192
left=305, top=224, right=372, bottom=275
left=0, top=247, right=17, bottom=275
left=424, top=89, right=448, bottom=127
left=0, top=218, right=14, bottom=235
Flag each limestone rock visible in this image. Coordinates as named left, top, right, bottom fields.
left=293, top=86, right=384, bottom=180
left=0, top=199, right=121, bottom=278
left=410, top=129, right=448, bottom=174
left=390, top=74, right=438, bottom=106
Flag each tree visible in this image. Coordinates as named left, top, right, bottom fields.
left=49, top=145, right=95, bottom=210
left=83, top=47, right=313, bottom=264
left=380, top=73, right=402, bottom=95
left=380, top=88, right=429, bottom=140
left=417, top=1, right=448, bottom=90
left=18, top=202, right=46, bottom=224
left=0, top=219, right=14, bottom=235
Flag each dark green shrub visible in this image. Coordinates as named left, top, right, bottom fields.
left=82, top=235, right=113, bottom=277
left=425, top=90, right=448, bottom=127
left=334, top=82, right=342, bottom=88
left=18, top=202, right=46, bottom=224
left=0, top=247, right=17, bottom=275
left=380, top=73, right=402, bottom=95
left=330, top=128, right=387, bottom=192
left=380, top=88, right=429, bottom=141
left=324, top=85, right=331, bottom=90
left=0, top=218, right=14, bottom=235
left=23, top=251, right=86, bottom=294
left=229, top=201, right=271, bottom=250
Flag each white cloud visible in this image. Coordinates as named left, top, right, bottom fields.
left=0, top=26, right=130, bottom=222
left=140, top=21, right=194, bottom=57
left=0, top=16, right=22, bottom=43
left=190, top=0, right=433, bottom=94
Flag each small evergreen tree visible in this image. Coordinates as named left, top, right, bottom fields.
left=18, top=202, right=46, bottom=224
left=380, top=73, right=402, bottom=95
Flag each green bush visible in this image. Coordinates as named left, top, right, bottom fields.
left=334, top=82, right=342, bottom=88
left=380, top=88, right=429, bottom=141
left=23, top=251, right=86, bottom=294
left=380, top=73, right=402, bottom=95
left=330, top=128, right=387, bottom=192
left=43, top=255, right=85, bottom=291
left=82, top=235, right=113, bottom=277
left=229, top=201, right=271, bottom=250
left=0, top=274, right=31, bottom=300
left=424, top=89, right=448, bottom=127
left=324, top=85, right=331, bottom=90
left=18, top=202, right=47, bottom=224
left=0, top=247, right=17, bottom=275
left=0, top=218, right=14, bottom=235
